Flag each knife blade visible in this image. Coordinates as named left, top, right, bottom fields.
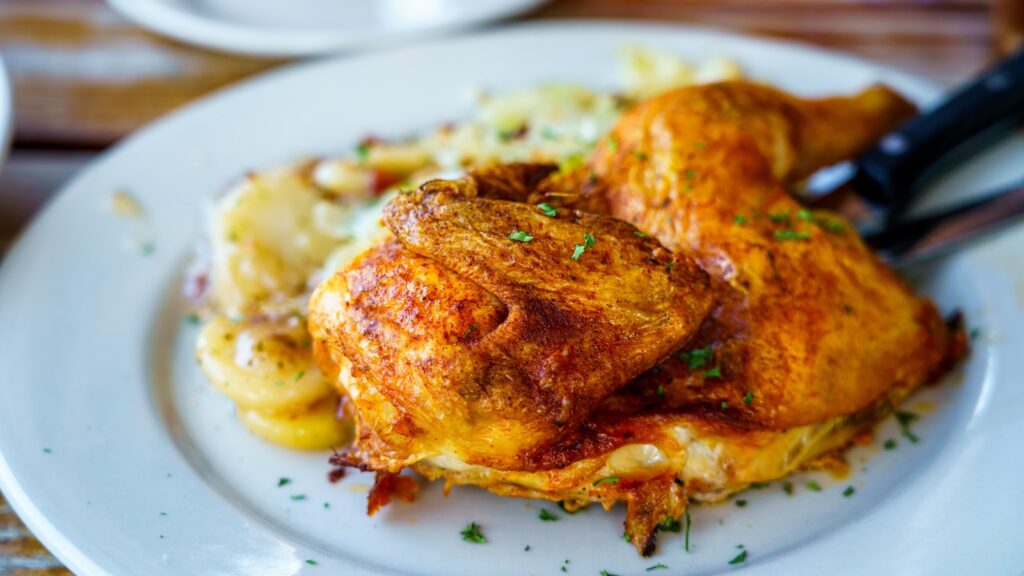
left=862, top=182, right=1024, bottom=268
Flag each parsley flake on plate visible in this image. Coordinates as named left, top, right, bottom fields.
left=460, top=522, right=486, bottom=543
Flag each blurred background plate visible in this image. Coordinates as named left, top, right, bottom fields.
left=106, top=0, right=550, bottom=57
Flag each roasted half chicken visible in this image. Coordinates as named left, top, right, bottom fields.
left=308, top=81, right=966, bottom=555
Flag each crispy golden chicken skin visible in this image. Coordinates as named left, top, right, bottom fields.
left=574, top=82, right=950, bottom=430
left=309, top=81, right=965, bottom=556
left=310, top=178, right=713, bottom=470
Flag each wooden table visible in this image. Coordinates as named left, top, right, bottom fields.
left=0, top=0, right=1001, bottom=573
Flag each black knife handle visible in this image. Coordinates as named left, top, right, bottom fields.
left=853, top=47, right=1024, bottom=216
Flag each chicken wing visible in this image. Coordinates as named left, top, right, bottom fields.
left=310, top=178, right=713, bottom=471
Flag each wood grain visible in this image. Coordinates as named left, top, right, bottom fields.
left=0, top=0, right=1000, bottom=147
left=0, top=494, right=71, bottom=576
left=0, top=0, right=1001, bottom=573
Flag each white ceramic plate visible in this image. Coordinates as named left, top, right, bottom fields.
left=1, top=23, right=1023, bottom=576
left=107, top=0, right=548, bottom=57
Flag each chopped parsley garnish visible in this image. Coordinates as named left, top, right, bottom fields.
left=797, top=209, right=815, bottom=221
left=684, top=509, right=692, bottom=552
left=508, top=230, right=534, bottom=243
left=656, top=383, right=666, bottom=398
left=633, top=230, right=648, bottom=237
left=694, top=142, right=705, bottom=151
left=657, top=516, right=681, bottom=533
left=743, top=391, right=754, bottom=405
left=593, top=476, right=619, bottom=486
left=665, top=261, right=676, bottom=270
left=704, top=366, right=722, bottom=379
left=749, top=482, right=769, bottom=489
left=805, top=480, right=822, bottom=492
left=323, top=502, right=330, bottom=509
left=537, top=202, right=558, bottom=217
left=305, top=559, right=317, bottom=566
left=969, top=328, right=982, bottom=340
left=783, top=481, right=794, bottom=495
left=769, top=211, right=791, bottom=223
left=721, top=400, right=729, bottom=409
left=685, top=169, right=696, bottom=180
left=678, top=346, right=713, bottom=369
left=735, top=499, right=747, bottom=508
left=774, top=229, right=811, bottom=241
left=728, top=549, right=748, bottom=565
left=623, top=531, right=631, bottom=543
left=608, top=135, right=619, bottom=153
left=734, top=214, right=747, bottom=226
left=354, top=141, right=372, bottom=162
left=498, top=126, right=526, bottom=142
left=42, top=448, right=52, bottom=454
left=819, top=219, right=847, bottom=234
left=562, top=559, right=571, bottom=572
left=571, top=244, right=586, bottom=261
left=524, top=545, right=531, bottom=551
left=843, top=486, right=856, bottom=497
left=633, top=151, right=649, bottom=160
left=184, top=313, right=201, bottom=325
left=293, top=370, right=305, bottom=382
left=584, top=233, right=596, bottom=248
left=600, top=571, right=619, bottom=576
left=646, top=564, right=668, bottom=571
left=290, top=494, right=306, bottom=501
left=460, top=522, right=486, bottom=543
left=140, top=241, right=156, bottom=255
left=884, top=438, right=898, bottom=450
left=277, top=477, right=291, bottom=487
left=895, top=411, right=920, bottom=443
left=159, top=512, right=167, bottom=516
left=539, top=508, right=559, bottom=521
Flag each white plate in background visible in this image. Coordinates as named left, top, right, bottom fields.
left=0, top=22, right=1022, bottom=576
left=107, top=0, right=549, bottom=57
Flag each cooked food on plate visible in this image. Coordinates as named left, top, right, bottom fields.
left=188, top=48, right=966, bottom=556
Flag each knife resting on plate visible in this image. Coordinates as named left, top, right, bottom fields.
left=804, top=47, right=1024, bottom=267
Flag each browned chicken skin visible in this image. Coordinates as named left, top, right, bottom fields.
left=312, top=178, right=713, bottom=470
left=572, top=81, right=953, bottom=430
left=309, top=81, right=964, bottom=556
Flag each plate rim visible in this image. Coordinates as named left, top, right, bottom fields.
left=105, top=0, right=551, bottom=57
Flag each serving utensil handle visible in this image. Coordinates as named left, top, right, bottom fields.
left=852, top=47, right=1024, bottom=217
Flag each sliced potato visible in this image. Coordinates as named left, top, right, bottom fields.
left=239, top=398, right=353, bottom=450
left=196, top=315, right=332, bottom=414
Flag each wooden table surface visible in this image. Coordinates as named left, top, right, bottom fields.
left=0, top=0, right=1003, bottom=573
